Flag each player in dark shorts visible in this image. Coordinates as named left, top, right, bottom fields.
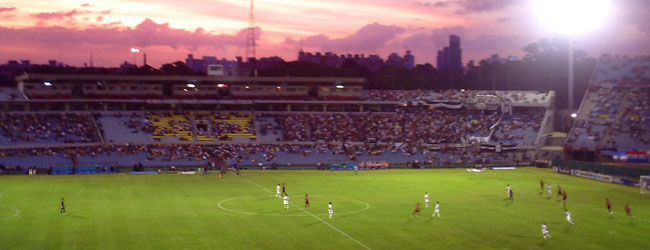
left=60, top=198, right=66, bottom=215
left=625, top=203, right=631, bottom=216
left=412, top=203, right=421, bottom=216
left=557, top=185, right=562, bottom=200
left=282, top=183, right=287, bottom=196
left=540, top=180, right=545, bottom=192
left=606, top=198, right=613, bottom=215
left=562, top=191, right=568, bottom=207
left=305, top=194, right=310, bottom=208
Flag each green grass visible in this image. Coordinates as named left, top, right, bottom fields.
left=1, top=168, right=649, bottom=250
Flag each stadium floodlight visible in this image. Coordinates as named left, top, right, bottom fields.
left=187, top=83, right=196, bottom=88
left=532, top=0, right=611, bottom=35
left=130, top=48, right=140, bottom=53
left=336, top=85, right=344, bottom=89
left=217, top=83, right=227, bottom=88
left=43, top=81, right=52, bottom=86
left=532, top=0, right=611, bottom=110
left=570, top=113, right=578, bottom=118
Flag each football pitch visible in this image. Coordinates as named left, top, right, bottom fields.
left=1, top=168, right=649, bottom=250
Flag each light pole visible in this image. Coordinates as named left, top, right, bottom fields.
left=568, top=38, right=574, bottom=110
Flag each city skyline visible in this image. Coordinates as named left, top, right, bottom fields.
left=0, top=0, right=648, bottom=67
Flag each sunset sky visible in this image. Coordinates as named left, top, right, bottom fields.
left=0, top=0, right=648, bottom=67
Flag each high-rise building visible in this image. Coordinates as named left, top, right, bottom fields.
left=436, top=35, right=463, bottom=70
left=185, top=54, right=239, bottom=76
left=385, top=53, right=404, bottom=67
left=403, top=50, right=415, bottom=69
left=297, top=51, right=383, bottom=71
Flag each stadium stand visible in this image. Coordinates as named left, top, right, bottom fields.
left=491, top=112, right=544, bottom=146
left=0, top=79, right=550, bottom=173
left=0, top=113, right=99, bottom=145
left=566, top=57, right=650, bottom=162
left=0, top=87, right=25, bottom=101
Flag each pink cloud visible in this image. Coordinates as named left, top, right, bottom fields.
left=295, top=23, right=406, bottom=53
left=0, top=18, right=250, bottom=50
left=0, top=7, right=17, bottom=13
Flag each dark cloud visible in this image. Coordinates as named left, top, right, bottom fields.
left=0, top=7, right=17, bottom=13
left=31, top=9, right=91, bottom=20
left=400, top=25, right=466, bottom=50
left=298, top=23, right=406, bottom=52
left=0, top=18, right=252, bottom=50
left=456, top=0, right=515, bottom=13
left=416, top=1, right=450, bottom=8
left=421, top=0, right=515, bottom=14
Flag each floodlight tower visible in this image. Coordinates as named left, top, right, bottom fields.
left=532, top=0, right=610, bottom=110
left=245, top=0, right=257, bottom=76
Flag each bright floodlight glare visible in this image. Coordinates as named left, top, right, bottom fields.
left=187, top=83, right=196, bottom=88
left=570, top=113, right=578, bottom=118
left=217, top=83, right=227, bottom=88
left=43, top=81, right=52, bottom=86
left=533, top=0, right=611, bottom=35
left=130, top=48, right=140, bottom=53
left=336, top=85, right=344, bottom=89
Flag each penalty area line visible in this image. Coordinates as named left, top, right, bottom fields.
left=247, top=180, right=373, bottom=250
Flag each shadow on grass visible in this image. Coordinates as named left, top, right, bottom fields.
left=66, top=214, right=89, bottom=220
left=509, top=234, right=539, bottom=240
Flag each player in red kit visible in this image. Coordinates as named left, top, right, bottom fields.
left=304, top=194, right=310, bottom=209
left=562, top=191, right=568, bottom=207
left=606, top=198, right=613, bottom=215
left=540, top=180, right=545, bottom=193
left=412, top=203, right=421, bottom=216
left=556, top=185, right=562, bottom=201
left=625, top=203, right=631, bottom=216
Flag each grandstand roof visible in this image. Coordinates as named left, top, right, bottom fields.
left=15, top=73, right=366, bottom=85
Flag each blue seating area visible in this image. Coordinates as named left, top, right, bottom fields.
left=590, top=60, right=650, bottom=83
left=1, top=147, right=515, bottom=171
left=491, top=113, right=543, bottom=146
left=0, top=155, right=70, bottom=168
left=0, top=88, right=25, bottom=101
left=98, top=113, right=152, bottom=143
left=52, top=167, right=73, bottom=175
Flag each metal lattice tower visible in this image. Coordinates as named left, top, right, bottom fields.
left=245, top=0, right=256, bottom=61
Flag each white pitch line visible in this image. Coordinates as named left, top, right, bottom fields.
left=247, top=180, right=373, bottom=250
left=0, top=207, right=20, bottom=221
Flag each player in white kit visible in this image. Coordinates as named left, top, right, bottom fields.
left=432, top=202, right=440, bottom=217
left=541, top=223, right=551, bottom=239
left=276, top=184, right=282, bottom=198
left=328, top=202, right=334, bottom=219
left=424, top=192, right=430, bottom=208
left=565, top=210, right=574, bottom=224
left=283, top=194, right=290, bottom=209
left=506, top=184, right=511, bottom=198
left=547, top=184, right=552, bottom=198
